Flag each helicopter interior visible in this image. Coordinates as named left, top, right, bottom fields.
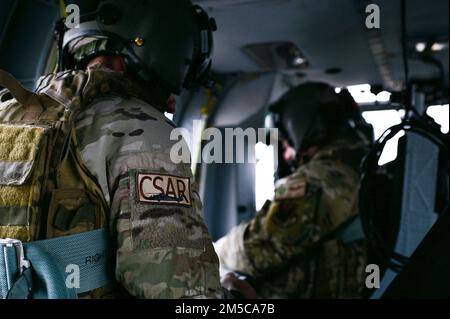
left=0, top=0, right=448, bottom=299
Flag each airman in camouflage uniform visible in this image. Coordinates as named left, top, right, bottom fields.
left=35, top=64, right=221, bottom=298
left=1, top=0, right=221, bottom=299
left=215, top=83, right=372, bottom=298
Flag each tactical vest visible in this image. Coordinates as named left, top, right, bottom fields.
left=0, top=69, right=111, bottom=298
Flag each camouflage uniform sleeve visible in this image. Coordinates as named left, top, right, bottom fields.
left=215, top=159, right=358, bottom=278
left=75, top=96, right=221, bottom=298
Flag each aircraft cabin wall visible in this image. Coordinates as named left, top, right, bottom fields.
left=176, top=71, right=292, bottom=240
left=0, top=0, right=58, bottom=89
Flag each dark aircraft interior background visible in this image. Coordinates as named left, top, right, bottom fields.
left=0, top=0, right=448, bottom=298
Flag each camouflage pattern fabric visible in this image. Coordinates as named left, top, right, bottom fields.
left=215, top=138, right=369, bottom=298
left=35, top=64, right=222, bottom=298
left=0, top=74, right=102, bottom=244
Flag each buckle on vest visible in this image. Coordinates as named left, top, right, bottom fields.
left=0, top=238, right=31, bottom=273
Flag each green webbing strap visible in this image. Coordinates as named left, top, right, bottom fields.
left=340, top=216, right=365, bottom=244
left=0, top=229, right=110, bottom=299
left=0, top=243, right=21, bottom=298
left=324, top=214, right=365, bottom=245
left=0, top=69, right=43, bottom=120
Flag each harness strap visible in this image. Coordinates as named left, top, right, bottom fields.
left=233, top=214, right=365, bottom=291
left=0, top=228, right=110, bottom=299
left=319, top=214, right=365, bottom=245
left=0, top=69, right=44, bottom=120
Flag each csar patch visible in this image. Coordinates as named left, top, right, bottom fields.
left=136, top=173, right=192, bottom=206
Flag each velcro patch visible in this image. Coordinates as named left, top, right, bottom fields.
left=275, top=181, right=306, bottom=201
left=136, top=173, right=192, bottom=206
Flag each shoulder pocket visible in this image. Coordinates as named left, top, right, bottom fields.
left=0, top=124, right=49, bottom=241
left=46, top=188, right=102, bottom=238
left=0, top=124, right=48, bottom=185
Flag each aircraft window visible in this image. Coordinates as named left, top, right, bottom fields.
left=362, top=104, right=449, bottom=166
left=340, top=83, right=391, bottom=104
left=164, top=112, right=174, bottom=121
left=255, top=142, right=275, bottom=210
left=362, top=109, right=405, bottom=165
left=426, top=104, right=449, bottom=134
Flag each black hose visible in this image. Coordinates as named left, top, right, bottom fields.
left=401, top=0, right=410, bottom=93
left=400, top=0, right=422, bottom=118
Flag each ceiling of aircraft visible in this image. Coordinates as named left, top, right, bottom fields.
left=0, top=0, right=448, bottom=95
left=195, top=0, right=449, bottom=90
